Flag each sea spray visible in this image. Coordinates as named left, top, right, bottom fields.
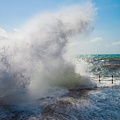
left=0, top=3, right=96, bottom=104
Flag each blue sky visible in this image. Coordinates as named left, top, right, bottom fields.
left=0, top=0, right=120, bottom=54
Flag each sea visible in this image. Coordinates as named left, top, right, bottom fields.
left=0, top=54, right=120, bottom=120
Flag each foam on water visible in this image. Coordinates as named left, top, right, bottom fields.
left=0, top=2, right=96, bottom=104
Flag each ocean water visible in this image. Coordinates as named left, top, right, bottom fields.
left=0, top=54, right=120, bottom=120
left=75, top=54, right=120, bottom=120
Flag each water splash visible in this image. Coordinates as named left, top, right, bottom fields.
left=0, top=3, right=96, bottom=104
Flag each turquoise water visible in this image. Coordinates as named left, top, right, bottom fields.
left=78, top=54, right=120, bottom=76
left=77, top=54, right=120, bottom=59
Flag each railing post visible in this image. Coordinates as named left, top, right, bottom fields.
left=99, top=75, right=100, bottom=83
left=112, top=75, right=113, bottom=84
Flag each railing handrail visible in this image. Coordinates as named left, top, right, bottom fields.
left=97, top=75, right=120, bottom=77
left=98, top=74, right=120, bottom=84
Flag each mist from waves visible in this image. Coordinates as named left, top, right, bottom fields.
left=0, top=3, right=96, bottom=104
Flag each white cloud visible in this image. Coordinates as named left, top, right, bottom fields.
left=90, top=37, right=102, bottom=43
left=112, top=41, right=120, bottom=46
left=0, top=29, right=8, bottom=36
left=13, top=28, right=20, bottom=32
left=0, top=28, right=18, bottom=40
left=0, top=28, right=9, bottom=40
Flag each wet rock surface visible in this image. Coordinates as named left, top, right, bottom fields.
left=41, top=89, right=95, bottom=120
left=0, top=89, right=95, bottom=120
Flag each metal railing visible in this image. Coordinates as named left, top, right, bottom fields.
left=98, top=75, right=120, bottom=84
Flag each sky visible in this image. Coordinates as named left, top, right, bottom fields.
left=0, top=0, right=120, bottom=55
